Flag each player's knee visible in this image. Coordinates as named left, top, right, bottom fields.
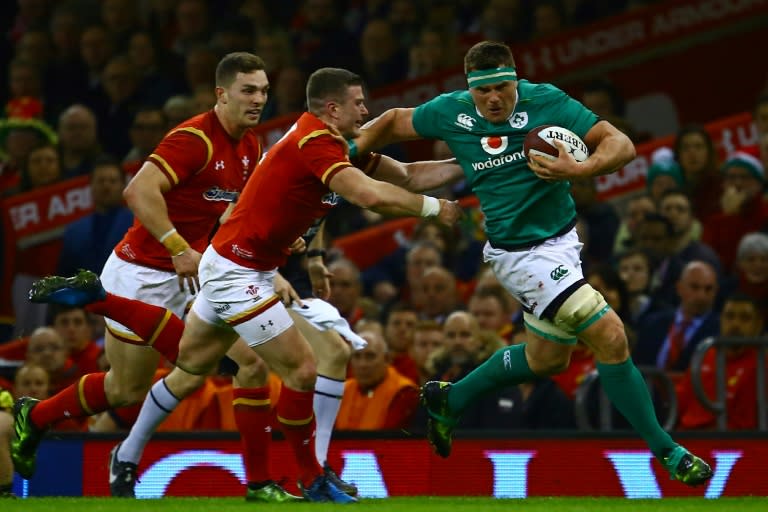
left=318, top=332, right=352, bottom=369
left=172, top=372, right=207, bottom=397
left=588, top=314, right=630, bottom=363
left=286, top=358, right=317, bottom=392
left=235, top=357, right=269, bottom=387
left=105, top=377, right=151, bottom=406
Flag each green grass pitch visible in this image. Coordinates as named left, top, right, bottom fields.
left=2, top=497, right=767, bottom=512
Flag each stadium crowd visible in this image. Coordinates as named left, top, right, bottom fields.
left=1, top=2, right=768, bottom=491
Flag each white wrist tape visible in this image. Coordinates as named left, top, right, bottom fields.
left=420, top=196, right=441, bottom=217
left=159, top=228, right=177, bottom=243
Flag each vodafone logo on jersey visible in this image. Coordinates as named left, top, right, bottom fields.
left=481, top=136, right=509, bottom=155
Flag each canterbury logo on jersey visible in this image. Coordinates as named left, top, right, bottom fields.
left=550, top=265, right=570, bottom=281
left=203, top=187, right=239, bottom=202
left=455, top=113, right=476, bottom=130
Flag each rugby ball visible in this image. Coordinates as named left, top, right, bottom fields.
left=523, top=125, right=589, bottom=163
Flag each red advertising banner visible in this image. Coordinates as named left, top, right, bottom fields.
left=81, top=437, right=765, bottom=499
left=2, top=175, right=91, bottom=248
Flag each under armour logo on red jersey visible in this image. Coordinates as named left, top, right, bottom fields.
left=241, top=156, right=250, bottom=168
left=215, top=160, right=225, bottom=170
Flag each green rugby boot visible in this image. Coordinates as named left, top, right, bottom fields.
left=11, top=397, right=46, bottom=479
left=421, top=381, right=459, bottom=458
left=245, top=481, right=304, bottom=502
left=29, top=269, right=106, bottom=306
left=663, top=446, right=713, bottom=486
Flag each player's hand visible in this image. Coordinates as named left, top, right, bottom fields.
left=528, top=140, right=585, bottom=181
left=308, top=259, right=333, bottom=300
left=273, top=272, right=303, bottom=307
left=289, top=237, right=307, bottom=254
left=172, top=248, right=202, bottom=293
left=436, top=199, right=463, bottom=226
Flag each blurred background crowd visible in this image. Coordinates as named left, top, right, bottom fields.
left=1, top=0, right=768, bottom=437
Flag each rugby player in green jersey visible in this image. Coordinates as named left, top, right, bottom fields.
left=353, top=40, right=712, bottom=487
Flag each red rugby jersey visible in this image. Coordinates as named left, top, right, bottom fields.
left=114, top=110, right=262, bottom=270
left=213, top=112, right=352, bottom=270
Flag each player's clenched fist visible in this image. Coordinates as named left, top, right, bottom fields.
left=437, top=199, right=463, bottom=226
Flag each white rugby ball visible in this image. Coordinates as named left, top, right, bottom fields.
left=523, top=125, right=589, bottom=163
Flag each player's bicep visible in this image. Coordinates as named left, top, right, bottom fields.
left=583, top=120, right=621, bottom=151
left=326, top=167, right=381, bottom=208
left=126, top=161, right=174, bottom=198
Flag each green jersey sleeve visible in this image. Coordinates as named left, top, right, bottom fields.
left=412, top=93, right=454, bottom=139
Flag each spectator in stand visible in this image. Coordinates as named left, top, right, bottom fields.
left=162, top=95, right=196, bottom=130
left=335, top=329, right=419, bottom=430
left=646, top=159, right=685, bottom=205
left=171, top=0, right=212, bottom=56
left=581, top=78, right=639, bottom=142
left=58, top=157, right=133, bottom=277
left=702, top=152, right=768, bottom=275
left=122, top=107, right=167, bottom=176
left=635, top=213, right=686, bottom=307
left=658, top=189, right=721, bottom=272
left=468, top=285, right=521, bottom=344
left=359, top=19, right=408, bottom=90
left=50, top=305, right=103, bottom=376
left=327, top=258, right=366, bottom=327
left=57, top=104, right=101, bottom=178
left=674, top=124, right=722, bottom=223
left=382, top=302, right=420, bottom=384
left=407, top=26, right=459, bottom=79
left=420, top=266, right=460, bottom=324
left=79, top=25, right=115, bottom=106
left=209, top=16, right=255, bottom=56
left=427, top=311, right=504, bottom=384
left=470, top=0, right=528, bottom=45
left=14, top=30, right=53, bottom=76
left=18, top=142, right=62, bottom=193
left=570, top=176, right=619, bottom=267
left=24, top=327, right=78, bottom=395
left=292, top=0, right=361, bottom=73
left=0, top=116, right=57, bottom=196
left=90, top=55, right=142, bottom=158
left=184, top=45, right=219, bottom=96
left=612, top=193, right=656, bottom=255
left=261, top=66, right=306, bottom=122
left=633, top=261, right=720, bottom=374
left=191, top=84, right=217, bottom=114
left=45, top=4, right=87, bottom=117
left=7, top=60, right=44, bottom=111
left=254, top=29, right=295, bottom=84
left=101, top=0, right=141, bottom=51
left=388, top=0, right=422, bottom=49
left=677, top=293, right=764, bottom=431
left=531, top=0, right=567, bottom=40
left=720, top=233, right=768, bottom=319
left=410, top=320, right=445, bottom=386
left=127, top=30, right=181, bottom=107
left=617, top=248, right=664, bottom=329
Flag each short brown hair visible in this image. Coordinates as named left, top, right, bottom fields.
left=463, top=41, right=516, bottom=74
left=215, top=52, right=265, bottom=88
left=306, top=67, right=364, bottom=115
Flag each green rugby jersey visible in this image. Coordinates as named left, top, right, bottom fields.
left=412, top=80, right=597, bottom=247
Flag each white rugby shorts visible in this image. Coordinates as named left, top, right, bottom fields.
left=100, top=251, right=195, bottom=341
left=192, top=246, right=293, bottom=347
left=483, top=226, right=585, bottom=319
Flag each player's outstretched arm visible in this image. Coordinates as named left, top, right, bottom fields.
left=371, top=155, right=464, bottom=192
left=355, top=107, right=420, bottom=154
left=328, top=166, right=462, bottom=227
